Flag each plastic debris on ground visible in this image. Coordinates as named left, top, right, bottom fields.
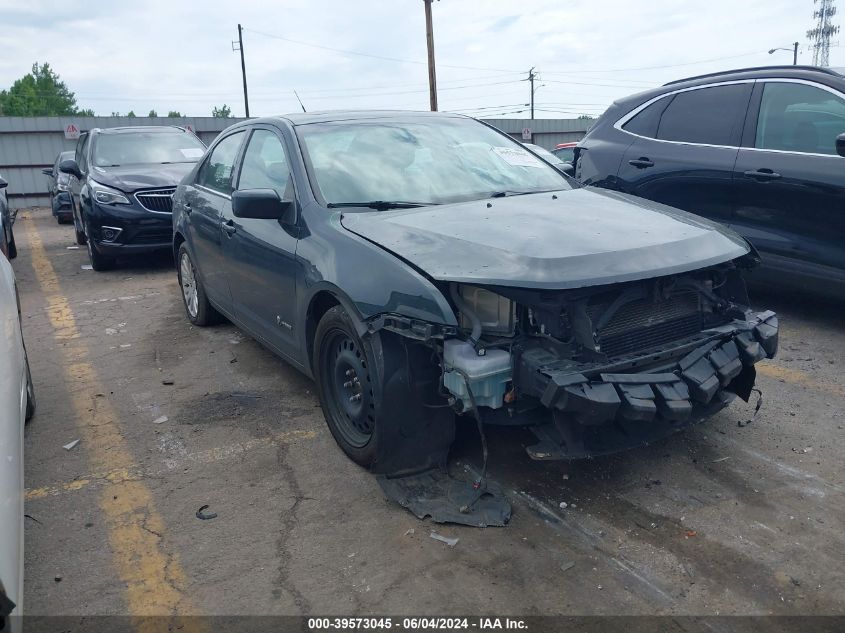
left=81, top=265, right=93, bottom=270
left=430, top=532, right=459, bottom=547
left=377, top=470, right=511, bottom=527
left=152, top=415, right=168, bottom=424
left=195, top=505, right=218, bottom=520
left=62, top=439, right=80, bottom=450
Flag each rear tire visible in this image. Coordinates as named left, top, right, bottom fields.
left=177, top=244, right=221, bottom=326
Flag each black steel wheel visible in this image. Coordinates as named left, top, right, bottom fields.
left=314, top=306, right=379, bottom=465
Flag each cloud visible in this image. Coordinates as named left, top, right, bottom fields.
left=0, top=0, right=834, bottom=118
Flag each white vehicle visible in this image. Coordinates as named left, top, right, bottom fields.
left=0, top=251, right=35, bottom=625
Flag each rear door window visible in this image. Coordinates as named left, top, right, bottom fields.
left=622, top=96, right=672, bottom=138
left=196, top=131, right=245, bottom=195
left=755, top=81, right=845, bottom=155
left=655, top=84, right=751, bottom=146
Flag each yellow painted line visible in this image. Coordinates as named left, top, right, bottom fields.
left=26, top=429, right=317, bottom=501
left=757, top=362, right=844, bottom=397
left=23, top=218, right=205, bottom=627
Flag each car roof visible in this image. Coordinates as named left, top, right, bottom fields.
left=609, top=65, right=845, bottom=112
left=663, top=65, right=843, bottom=87
left=93, top=125, right=189, bottom=135
left=266, top=110, right=467, bottom=126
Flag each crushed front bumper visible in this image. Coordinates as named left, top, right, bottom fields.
left=515, top=310, right=778, bottom=458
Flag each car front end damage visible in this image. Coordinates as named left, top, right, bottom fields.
left=369, top=257, right=777, bottom=461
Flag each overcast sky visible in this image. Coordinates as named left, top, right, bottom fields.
left=1, top=0, right=841, bottom=119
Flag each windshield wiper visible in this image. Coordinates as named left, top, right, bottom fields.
left=489, top=189, right=557, bottom=198
left=327, top=201, right=433, bottom=211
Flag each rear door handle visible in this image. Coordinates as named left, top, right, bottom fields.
left=743, top=169, right=782, bottom=181
left=628, top=157, right=654, bottom=168
left=222, top=219, right=237, bottom=236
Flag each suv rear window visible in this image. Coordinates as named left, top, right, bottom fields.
left=623, top=84, right=751, bottom=146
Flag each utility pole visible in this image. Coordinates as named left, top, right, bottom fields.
left=528, top=67, right=536, bottom=120
left=233, top=24, right=250, bottom=117
left=423, top=0, right=438, bottom=111
left=793, top=41, right=799, bottom=65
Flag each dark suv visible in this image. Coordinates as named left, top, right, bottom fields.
left=575, top=66, right=845, bottom=297
left=60, top=126, right=206, bottom=270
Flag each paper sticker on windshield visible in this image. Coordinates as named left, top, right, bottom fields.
left=492, top=146, right=542, bottom=167
left=180, top=148, right=204, bottom=159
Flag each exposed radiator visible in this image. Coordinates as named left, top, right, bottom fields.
left=589, top=291, right=703, bottom=358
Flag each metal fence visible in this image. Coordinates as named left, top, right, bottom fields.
left=0, top=116, right=591, bottom=209
left=0, top=116, right=248, bottom=208
left=485, top=118, right=592, bottom=149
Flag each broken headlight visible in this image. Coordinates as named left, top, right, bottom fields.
left=457, top=285, right=516, bottom=336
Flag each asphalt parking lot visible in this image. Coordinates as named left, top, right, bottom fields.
left=13, top=207, right=845, bottom=617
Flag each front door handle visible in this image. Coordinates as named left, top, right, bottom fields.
left=183, top=201, right=192, bottom=215
left=222, top=219, right=237, bottom=236
left=628, top=157, right=654, bottom=168
left=743, top=169, right=782, bottom=181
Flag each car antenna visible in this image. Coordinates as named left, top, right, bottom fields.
left=293, top=90, right=307, bottom=113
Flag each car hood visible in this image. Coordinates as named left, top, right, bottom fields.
left=339, top=187, right=750, bottom=289
left=90, top=163, right=195, bottom=192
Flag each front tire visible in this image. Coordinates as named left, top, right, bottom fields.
left=24, top=353, right=36, bottom=422
left=177, top=244, right=220, bottom=326
left=314, top=306, right=380, bottom=467
left=86, top=234, right=114, bottom=271
left=74, top=211, right=87, bottom=245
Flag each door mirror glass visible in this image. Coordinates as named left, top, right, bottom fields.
left=232, top=188, right=295, bottom=223
left=837, top=133, right=845, bottom=157
left=59, top=159, right=82, bottom=178
left=42, top=167, right=54, bottom=176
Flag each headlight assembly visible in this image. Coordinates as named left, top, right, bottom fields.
left=90, top=181, right=130, bottom=205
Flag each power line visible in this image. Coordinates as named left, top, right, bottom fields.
left=243, top=27, right=519, bottom=72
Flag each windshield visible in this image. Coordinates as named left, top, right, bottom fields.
left=524, top=143, right=564, bottom=165
left=92, top=130, right=206, bottom=167
left=296, top=117, right=571, bottom=206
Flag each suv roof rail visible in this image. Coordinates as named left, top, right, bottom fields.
left=663, top=65, right=843, bottom=86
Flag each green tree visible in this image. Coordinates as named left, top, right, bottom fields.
left=167, top=110, right=182, bottom=117
left=0, top=62, right=89, bottom=116
left=78, top=108, right=95, bottom=117
left=126, top=110, right=136, bottom=118
left=148, top=109, right=158, bottom=117
left=212, top=104, right=232, bottom=118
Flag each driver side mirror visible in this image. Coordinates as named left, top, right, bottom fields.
left=232, top=188, right=296, bottom=224
left=59, top=159, right=82, bottom=179
left=837, top=133, right=845, bottom=158
left=41, top=167, right=54, bottom=176
left=557, top=163, right=575, bottom=176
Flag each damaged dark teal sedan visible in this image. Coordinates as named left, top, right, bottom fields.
left=172, top=111, right=778, bottom=479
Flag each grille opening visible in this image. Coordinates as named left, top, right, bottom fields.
left=588, top=291, right=704, bottom=358
left=135, top=188, right=176, bottom=213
